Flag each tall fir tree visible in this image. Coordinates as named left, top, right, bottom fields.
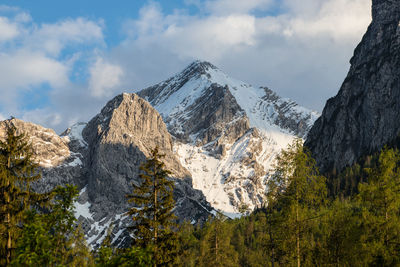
left=267, top=138, right=327, bottom=266
left=357, top=147, right=400, bottom=265
left=175, top=221, right=199, bottom=267
left=126, top=147, right=177, bottom=266
left=0, top=123, right=49, bottom=265
left=198, top=214, right=239, bottom=267
left=316, top=199, right=363, bottom=266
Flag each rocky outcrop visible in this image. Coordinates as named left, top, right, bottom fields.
left=81, top=93, right=197, bottom=218
left=0, top=119, right=86, bottom=193
left=79, top=93, right=212, bottom=246
left=83, top=93, right=188, bottom=211
left=305, top=0, right=400, bottom=173
left=0, top=119, right=70, bottom=168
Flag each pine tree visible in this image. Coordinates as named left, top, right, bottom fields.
left=126, top=147, right=177, bottom=266
left=11, top=185, right=92, bottom=266
left=267, top=138, right=327, bottom=266
left=0, top=123, right=49, bottom=265
left=316, top=199, right=363, bottom=266
left=175, top=221, right=199, bottom=267
left=357, top=147, right=400, bottom=265
left=254, top=203, right=282, bottom=267
left=199, top=214, right=239, bottom=267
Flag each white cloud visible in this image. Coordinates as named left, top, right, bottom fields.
left=0, top=14, right=104, bottom=92
left=28, top=17, right=104, bottom=56
left=125, top=4, right=258, bottom=61
left=131, top=2, right=165, bottom=38
left=115, top=0, right=371, bottom=111
left=0, top=49, right=70, bottom=119
left=281, top=0, right=371, bottom=43
left=88, top=56, right=124, bottom=98
left=0, top=9, right=106, bottom=131
left=0, top=16, right=19, bottom=41
left=0, top=50, right=69, bottom=89
left=163, top=14, right=256, bottom=61
left=22, top=109, right=62, bottom=129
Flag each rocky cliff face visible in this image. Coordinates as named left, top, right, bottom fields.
left=305, top=0, right=400, bottom=173
left=77, top=93, right=211, bottom=247
left=139, top=61, right=318, bottom=214
left=82, top=93, right=190, bottom=217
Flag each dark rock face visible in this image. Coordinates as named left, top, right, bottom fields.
left=177, top=84, right=249, bottom=147
left=305, top=0, right=400, bottom=173
left=261, top=87, right=316, bottom=138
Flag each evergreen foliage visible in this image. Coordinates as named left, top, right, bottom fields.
left=0, top=124, right=50, bottom=265
left=174, top=221, right=199, bottom=266
left=199, top=214, right=239, bottom=266
left=126, top=147, right=177, bottom=266
left=11, top=185, right=93, bottom=266
left=317, top=199, right=363, bottom=265
left=357, top=147, right=400, bottom=265
left=95, top=224, right=153, bottom=267
left=2, top=127, right=400, bottom=266
left=266, top=138, right=327, bottom=266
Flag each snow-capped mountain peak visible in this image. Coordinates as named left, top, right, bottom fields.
left=139, top=61, right=319, bottom=215
left=141, top=61, right=318, bottom=138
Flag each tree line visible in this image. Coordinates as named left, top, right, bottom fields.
left=1, top=124, right=400, bottom=266
left=171, top=140, right=400, bottom=266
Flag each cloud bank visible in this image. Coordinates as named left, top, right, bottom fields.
left=115, top=0, right=371, bottom=108
left=0, top=0, right=372, bottom=132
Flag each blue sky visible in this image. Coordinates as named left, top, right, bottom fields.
left=0, top=0, right=371, bottom=132
left=2, top=1, right=192, bottom=44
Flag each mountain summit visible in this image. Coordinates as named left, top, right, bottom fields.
left=139, top=60, right=318, bottom=214
left=140, top=60, right=318, bottom=140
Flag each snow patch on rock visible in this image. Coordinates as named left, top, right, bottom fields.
left=63, top=122, right=88, bottom=148
left=74, top=187, right=92, bottom=220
